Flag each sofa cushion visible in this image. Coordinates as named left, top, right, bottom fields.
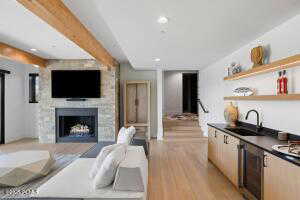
left=35, top=158, right=146, bottom=200
left=113, top=146, right=148, bottom=192
left=89, top=144, right=123, bottom=179
left=93, top=145, right=127, bottom=189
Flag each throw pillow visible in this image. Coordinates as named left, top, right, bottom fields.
left=93, top=145, right=127, bottom=189
left=127, top=126, right=136, bottom=137
left=117, top=127, right=132, bottom=144
left=89, top=144, right=122, bottom=179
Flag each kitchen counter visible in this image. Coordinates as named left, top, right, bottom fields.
left=208, top=123, right=300, bottom=167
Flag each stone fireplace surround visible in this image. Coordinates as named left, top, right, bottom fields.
left=38, top=60, right=119, bottom=143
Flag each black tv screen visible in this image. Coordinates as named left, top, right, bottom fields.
left=52, top=70, right=101, bottom=98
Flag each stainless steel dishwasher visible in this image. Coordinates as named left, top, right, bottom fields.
left=238, top=141, right=264, bottom=200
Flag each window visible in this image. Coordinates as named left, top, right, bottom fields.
left=29, top=73, right=39, bottom=103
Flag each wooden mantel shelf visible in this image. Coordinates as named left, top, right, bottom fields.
left=224, top=54, right=300, bottom=81
left=224, top=94, right=300, bottom=101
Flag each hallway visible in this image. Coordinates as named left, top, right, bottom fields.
left=148, top=123, right=243, bottom=200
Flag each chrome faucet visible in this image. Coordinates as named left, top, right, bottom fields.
left=245, top=109, right=263, bottom=132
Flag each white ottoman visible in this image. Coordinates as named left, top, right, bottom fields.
left=0, top=151, right=54, bottom=187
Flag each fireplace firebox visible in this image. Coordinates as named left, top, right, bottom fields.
left=55, top=108, right=98, bottom=143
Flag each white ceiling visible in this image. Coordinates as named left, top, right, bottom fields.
left=63, top=0, right=128, bottom=63
left=0, top=0, right=126, bottom=62
left=0, top=0, right=300, bottom=69
left=0, top=0, right=93, bottom=59
left=73, top=0, right=300, bottom=69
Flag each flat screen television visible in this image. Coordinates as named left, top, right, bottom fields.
left=51, top=70, right=101, bottom=98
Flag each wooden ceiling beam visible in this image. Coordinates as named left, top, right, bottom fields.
left=17, top=0, right=119, bottom=67
left=0, top=42, right=47, bottom=67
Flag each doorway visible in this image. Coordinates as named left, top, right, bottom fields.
left=182, top=73, right=198, bottom=114
left=163, top=71, right=201, bottom=140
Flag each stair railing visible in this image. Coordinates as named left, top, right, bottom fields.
left=197, top=99, right=209, bottom=113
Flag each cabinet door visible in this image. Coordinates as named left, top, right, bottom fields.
left=264, top=152, right=300, bottom=200
left=136, top=83, right=148, bottom=123
left=125, top=83, right=137, bottom=123
left=208, top=127, right=215, bottom=162
left=217, top=132, right=226, bottom=172
left=209, top=128, right=219, bottom=165
left=223, top=134, right=239, bottom=187
left=208, top=128, right=240, bottom=188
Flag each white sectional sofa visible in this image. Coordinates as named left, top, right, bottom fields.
left=35, top=146, right=148, bottom=200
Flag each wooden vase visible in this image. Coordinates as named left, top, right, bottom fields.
left=251, top=46, right=264, bottom=68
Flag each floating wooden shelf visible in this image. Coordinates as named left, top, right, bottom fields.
left=224, top=94, right=300, bottom=101
left=224, top=54, right=300, bottom=81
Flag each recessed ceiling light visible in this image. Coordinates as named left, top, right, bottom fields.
left=154, top=58, right=161, bottom=62
left=30, top=48, right=37, bottom=52
left=33, top=64, right=39, bottom=68
left=157, top=16, right=168, bottom=24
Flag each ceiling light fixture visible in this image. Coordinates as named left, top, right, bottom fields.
left=154, top=58, right=161, bottom=62
left=157, top=16, right=168, bottom=24
left=30, top=48, right=37, bottom=52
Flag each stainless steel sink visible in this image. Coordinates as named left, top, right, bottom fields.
left=225, top=127, right=263, bottom=136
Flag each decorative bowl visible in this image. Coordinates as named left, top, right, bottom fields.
left=233, top=87, right=254, bottom=96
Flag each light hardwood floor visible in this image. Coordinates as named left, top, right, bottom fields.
left=0, top=126, right=243, bottom=200
left=148, top=123, right=243, bottom=200
left=0, top=138, right=95, bottom=155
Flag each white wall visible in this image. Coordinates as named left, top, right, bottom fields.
left=24, top=66, right=39, bottom=139
left=120, top=63, right=157, bottom=137
left=198, top=15, right=300, bottom=136
left=164, top=71, right=182, bottom=114
left=163, top=71, right=198, bottom=114
left=0, top=59, right=38, bottom=143
left=157, top=70, right=164, bottom=140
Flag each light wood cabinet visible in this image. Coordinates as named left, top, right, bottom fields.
left=223, top=133, right=239, bottom=187
left=208, top=127, right=218, bottom=165
left=264, top=152, right=300, bottom=200
left=124, top=80, right=151, bottom=140
left=208, top=127, right=239, bottom=187
left=216, top=131, right=226, bottom=172
left=209, top=126, right=300, bottom=197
